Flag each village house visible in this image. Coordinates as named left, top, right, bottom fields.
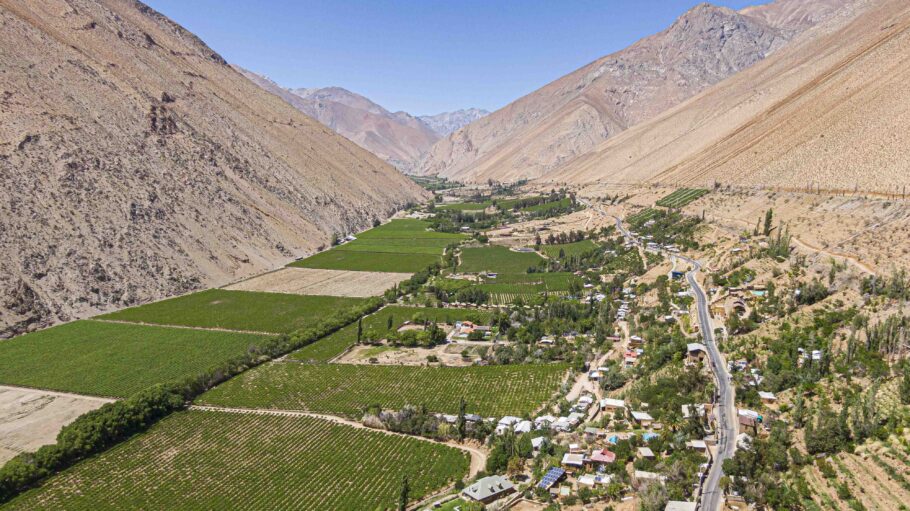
left=631, top=411, right=654, bottom=428
left=686, top=343, right=708, bottom=363
left=589, top=448, right=617, bottom=465
left=758, top=391, right=777, bottom=405
left=600, top=398, right=627, bottom=414
left=463, top=475, right=515, bottom=504
left=665, top=501, right=697, bottom=511
left=637, top=447, right=656, bottom=460
left=633, top=470, right=666, bottom=484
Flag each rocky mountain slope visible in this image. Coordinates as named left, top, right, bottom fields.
left=236, top=68, right=441, bottom=171
left=418, top=109, right=489, bottom=136
left=0, top=0, right=428, bottom=338
left=547, top=0, right=910, bottom=195
left=416, top=0, right=855, bottom=182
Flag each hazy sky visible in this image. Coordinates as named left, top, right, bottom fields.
left=144, top=0, right=760, bottom=115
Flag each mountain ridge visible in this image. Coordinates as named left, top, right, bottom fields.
left=0, top=0, right=428, bottom=338
left=416, top=0, right=856, bottom=183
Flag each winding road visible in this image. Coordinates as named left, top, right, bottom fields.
left=611, top=212, right=735, bottom=511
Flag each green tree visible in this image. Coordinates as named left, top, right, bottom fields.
left=900, top=363, right=910, bottom=405
left=398, top=475, right=409, bottom=511
left=763, top=209, right=774, bottom=236
left=356, top=317, right=363, bottom=344
left=455, top=397, right=467, bottom=441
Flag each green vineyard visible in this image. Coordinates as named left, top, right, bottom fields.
left=655, top=188, right=708, bottom=209
left=199, top=361, right=569, bottom=418
left=99, top=289, right=366, bottom=334
left=0, top=320, right=268, bottom=397
left=5, top=411, right=469, bottom=510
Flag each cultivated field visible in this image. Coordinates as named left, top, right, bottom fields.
left=199, top=362, right=568, bottom=418
left=225, top=267, right=412, bottom=298
left=539, top=239, right=599, bottom=258
left=290, top=306, right=493, bottom=362
left=437, top=201, right=492, bottom=211
left=472, top=272, right=578, bottom=304
left=0, top=321, right=267, bottom=397
left=5, top=410, right=469, bottom=510
left=655, top=188, right=708, bottom=208
left=99, top=289, right=366, bottom=334
left=290, top=250, right=440, bottom=273
left=459, top=246, right=544, bottom=274
left=0, top=386, right=114, bottom=464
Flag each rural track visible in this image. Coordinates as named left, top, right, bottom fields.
left=189, top=405, right=487, bottom=477
left=88, top=319, right=276, bottom=336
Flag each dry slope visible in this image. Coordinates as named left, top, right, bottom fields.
left=416, top=0, right=854, bottom=183
left=548, top=0, right=910, bottom=195
left=0, top=0, right=428, bottom=338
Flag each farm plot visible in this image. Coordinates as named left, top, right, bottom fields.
left=290, top=220, right=465, bottom=273
left=4, top=410, right=469, bottom=510
left=200, top=362, right=567, bottom=418
left=655, top=188, right=708, bottom=208
left=459, top=246, right=544, bottom=274
left=627, top=208, right=659, bottom=226
left=290, top=306, right=492, bottom=362
left=474, top=272, right=578, bottom=304
left=225, top=268, right=411, bottom=298
left=539, top=240, right=599, bottom=258
left=290, top=250, right=440, bottom=273
left=437, top=201, right=492, bottom=211
left=0, top=386, right=114, bottom=464
left=520, top=197, right=574, bottom=214
left=99, top=289, right=366, bottom=334
left=0, top=321, right=267, bottom=397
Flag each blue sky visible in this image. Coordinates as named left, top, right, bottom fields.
left=145, top=0, right=761, bottom=115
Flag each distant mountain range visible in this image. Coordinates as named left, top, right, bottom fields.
left=418, top=109, right=490, bottom=137
left=235, top=68, right=487, bottom=171
left=415, top=0, right=858, bottom=182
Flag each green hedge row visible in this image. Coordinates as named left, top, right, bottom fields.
left=0, top=297, right=384, bottom=503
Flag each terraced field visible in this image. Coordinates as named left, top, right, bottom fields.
left=0, top=321, right=268, bottom=397
left=291, top=306, right=492, bottom=362
left=655, top=188, right=708, bottom=209
left=4, top=410, right=469, bottom=510
left=99, top=289, right=365, bottom=334
left=459, top=246, right=544, bottom=274
left=199, top=362, right=568, bottom=418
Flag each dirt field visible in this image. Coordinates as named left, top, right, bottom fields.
left=224, top=268, right=412, bottom=298
left=0, top=385, right=114, bottom=464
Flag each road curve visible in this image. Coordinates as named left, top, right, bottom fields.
left=611, top=213, right=735, bottom=510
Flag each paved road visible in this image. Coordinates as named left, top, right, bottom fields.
left=678, top=255, right=736, bottom=511
left=612, top=212, right=735, bottom=510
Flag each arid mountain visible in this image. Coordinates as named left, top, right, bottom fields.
left=417, top=0, right=855, bottom=182
left=236, top=68, right=440, bottom=171
left=0, top=0, right=428, bottom=338
left=547, top=0, right=910, bottom=195
left=418, top=109, right=490, bottom=136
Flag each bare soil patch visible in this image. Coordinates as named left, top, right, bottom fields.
left=336, top=342, right=482, bottom=367
left=225, top=267, right=412, bottom=298
left=0, top=385, right=114, bottom=464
